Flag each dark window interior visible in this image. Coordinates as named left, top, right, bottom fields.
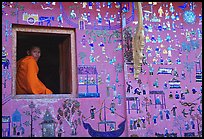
left=17, top=32, right=69, bottom=94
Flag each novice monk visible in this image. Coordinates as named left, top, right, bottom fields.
left=16, top=46, right=53, bottom=95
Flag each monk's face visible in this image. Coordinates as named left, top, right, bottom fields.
left=28, top=47, right=41, bottom=62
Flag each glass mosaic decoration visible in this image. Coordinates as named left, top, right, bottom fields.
left=183, top=10, right=196, bottom=24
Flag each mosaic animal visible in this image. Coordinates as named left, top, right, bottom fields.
left=38, top=16, right=54, bottom=26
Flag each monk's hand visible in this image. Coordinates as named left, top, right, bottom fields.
left=46, top=88, right=53, bottom=94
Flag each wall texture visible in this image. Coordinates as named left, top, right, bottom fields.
left=122, top=2, right=202, bottom=137
left=2, top=2, right=202, bottom=137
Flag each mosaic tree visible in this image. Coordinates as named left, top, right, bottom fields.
left=79, top=52, right=86, bottom=65
left=190, top=40, right=199, bottom=50
left=173, top=115, right=185, bottom=137
left=190, top=113, right=202, bottom=137
left=23, top=101, right=41, bottom=137
left=2, top=20, right=12, bottom=42
left=115, top=63, right=123, bottom=83
left=182, top=40, right=200, bottom=60
left=10, top=2, right=24, bottom=23
left=57, top=99, right=82, bottom=135
left=181, top=41, right=191, bottom=60
left=108, top=30, right=121, bottom=43
left=2, top=69, right=11, bottom=89
left=94, top=30, right=109, bottom=44
left=183, top=61, right=194, bottom=83
left=101, top=30, right=109, bottom=44
left=182, top=40, right=200, bottom=83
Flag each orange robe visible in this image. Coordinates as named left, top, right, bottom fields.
left=16, top=56, right=53, bottom=95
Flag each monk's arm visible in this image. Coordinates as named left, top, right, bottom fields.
left=27, top=60, right=53, bottom=94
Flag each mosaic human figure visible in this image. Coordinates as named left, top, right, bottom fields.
left=90, top=106, right=96, bottom=119
left=126, top=81, right=133, bottom=93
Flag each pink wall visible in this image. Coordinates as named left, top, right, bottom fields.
left=123, top=2, right=202, bottom=137
left=2, top=2, right=202, bottom=137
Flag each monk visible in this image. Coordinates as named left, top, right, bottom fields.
left=16, top=46, right=53, bottom=95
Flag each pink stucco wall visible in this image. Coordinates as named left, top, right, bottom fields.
left=2, top=2, right=202, bottom=137
left=123, top=2, right=202, bottom=137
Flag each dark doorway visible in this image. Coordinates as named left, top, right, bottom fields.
left=17, top=32, right=69, bottom=94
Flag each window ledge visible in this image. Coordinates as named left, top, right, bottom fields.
left=13, top=94, right=75, bottom=99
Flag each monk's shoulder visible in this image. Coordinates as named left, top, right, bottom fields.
left=18, top=56, right=36, bottom=66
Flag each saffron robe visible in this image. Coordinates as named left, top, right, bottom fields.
left=16, top=56, right=53, bottom=95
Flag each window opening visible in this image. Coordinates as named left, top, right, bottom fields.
left=12, top=24, right=77, bottom=98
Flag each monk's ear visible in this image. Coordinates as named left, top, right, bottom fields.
left=27, top=50, right=30, bottom=55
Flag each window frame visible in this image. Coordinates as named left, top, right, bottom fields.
left=12, top=24, right=77, bottom=99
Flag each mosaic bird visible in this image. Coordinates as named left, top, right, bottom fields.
left=182, top=109, right=188, bottom=117
left=178, top=2, right=188, bottom=10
